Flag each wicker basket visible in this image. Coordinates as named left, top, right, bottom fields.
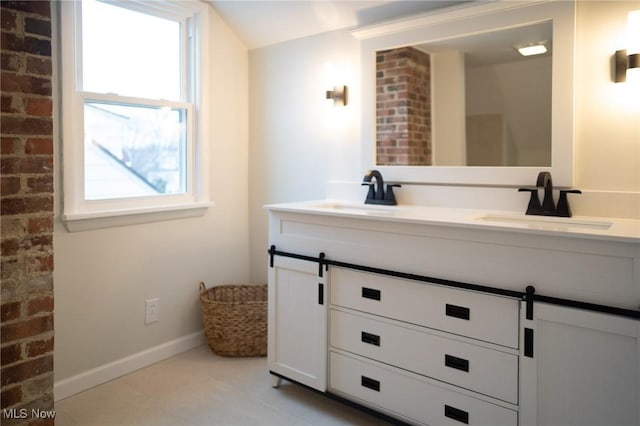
left=199, top=282, right=267, bottom=357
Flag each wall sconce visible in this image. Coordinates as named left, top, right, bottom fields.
left=615, top=50, right=639, bottom=82
left=614, top=9, right=639, bottom=83
left=326, top=85, right=348, bottom=106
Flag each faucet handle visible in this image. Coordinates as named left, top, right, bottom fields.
left=518, top=188, right=541, bottom=215
left=555, top=189, right=581, bottom=217
left=384, top=183, right=402, bottom=199
left=384, top=184, right=401, bottom=205
left=361, top=182, right=375, bottom=201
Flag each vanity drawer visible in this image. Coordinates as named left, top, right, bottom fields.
left=329, top=351, right=518, bottom=426
left=330, top=268, right=519, bottom=348
left=330, top=309, right=518, bottom=404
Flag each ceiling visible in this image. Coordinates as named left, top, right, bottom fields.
left=417, top=20, right=553, bottom=67
left=207, top=1, right=470, bottom=50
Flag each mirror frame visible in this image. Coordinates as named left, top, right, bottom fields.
left=353, top=0, right=575, bottom=186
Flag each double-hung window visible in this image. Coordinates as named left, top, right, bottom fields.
left=59, top=0, right=210, bottom=231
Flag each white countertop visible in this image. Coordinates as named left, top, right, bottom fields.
left=265, top=200, right=640, bottom=243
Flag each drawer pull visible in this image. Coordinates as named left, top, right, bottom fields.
left=361, top=331, right=380, bottom=346
left=361, top=375, right=380, bottom=392
left=446, top=304, right=470, bottom=320
left=524, top=327, right=534, bottom=358
left=444, top=354, right=469, bottom=372
left=444, top=405, right=469, bottom=424
left=362, top=287, right=381, bottom=301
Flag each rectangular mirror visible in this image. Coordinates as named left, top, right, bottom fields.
left=354, top=1, right=575, bottom=186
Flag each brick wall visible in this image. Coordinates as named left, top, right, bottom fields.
left=1, top=2, right=55, bottom=424
left=376, top=47, right=431, bottom=165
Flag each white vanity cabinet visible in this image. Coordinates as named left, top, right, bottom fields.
left=266, top=204, right=640, bottom=426
left=520, top=302, right=640, bottom=426
left=328, top=268, right=520, bottom=425
left=267, top=255, right=328, bottom=391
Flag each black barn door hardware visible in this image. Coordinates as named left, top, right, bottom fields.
left=525, top=285, right=536, bottom=320
left=524, top=328, right=534, bottom=358
left=268, top=248, right=640, bottom=320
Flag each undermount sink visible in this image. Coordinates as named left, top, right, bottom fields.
left=474, top=213, right=613, bottom=230
left=308, top=201, right=402, bottom=216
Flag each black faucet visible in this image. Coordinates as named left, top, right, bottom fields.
left=518, top=171, right=581, bottom=217
left=537, top=171, right=555, bottom=215
left=362, top=170, right=401, bottom=205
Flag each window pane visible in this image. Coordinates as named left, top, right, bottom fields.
left=81, top=0, right=181, bottom=101
left=84, top=101, right=188, bottom=200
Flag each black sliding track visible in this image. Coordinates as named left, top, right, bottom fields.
left=268, top=246, right=640, bottom=321
left=533, top=294, right=640, bottom=319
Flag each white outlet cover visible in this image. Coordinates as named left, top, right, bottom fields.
left=145, top=298, right=159, bottom=325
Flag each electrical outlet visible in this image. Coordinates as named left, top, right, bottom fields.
left=145, top=298, right=159, bottom=325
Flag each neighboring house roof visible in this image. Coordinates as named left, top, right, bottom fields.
left=85, top=141, right=159, bottom=200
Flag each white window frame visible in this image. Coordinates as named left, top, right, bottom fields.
left=59, top=0, right=210, bottom=232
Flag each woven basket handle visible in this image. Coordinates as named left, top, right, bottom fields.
left=199, top=282, right=206, bottom=294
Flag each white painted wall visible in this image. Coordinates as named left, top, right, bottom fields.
left=574, top=0, right=640, bottom=193
left=570, top=0, right=640, bottom=218
left=54, top=5, right=249, bottom=389
left=248, top=30, right=361, bottom=282
left=248, top=1, right=640, bottom=284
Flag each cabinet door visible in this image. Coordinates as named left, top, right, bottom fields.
left=268, top=256, right=327, bottom=391
left=520, top=302, right=640, bottom=426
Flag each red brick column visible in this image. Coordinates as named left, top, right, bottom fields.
left=376, top=46, right=431, bottom=166
left=1, top=2, right=55, bottom=424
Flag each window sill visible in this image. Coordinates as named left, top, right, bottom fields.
left=61, top=202, right=212, bottom=232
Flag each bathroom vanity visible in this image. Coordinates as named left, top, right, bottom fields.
left=266, top=202, right=640, bottom=426
left=266, top=0, right=639, bottom=423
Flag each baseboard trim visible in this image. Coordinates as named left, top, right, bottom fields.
left=54, top=331, right=206, bottom=402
